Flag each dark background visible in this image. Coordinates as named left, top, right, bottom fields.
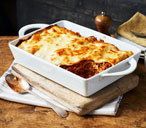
left=1, top=0, right=146, bottom=35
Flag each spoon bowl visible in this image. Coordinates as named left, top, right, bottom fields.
left=5, top=74, right=27, bottom=93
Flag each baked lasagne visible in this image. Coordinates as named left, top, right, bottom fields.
left=18, top=25, right=133, bottom=78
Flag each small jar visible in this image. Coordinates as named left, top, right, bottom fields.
left=95, top=12, right=112, bottom=35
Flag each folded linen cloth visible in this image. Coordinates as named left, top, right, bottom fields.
left=0, top=62, right=122, bottom=116
left=117, top=12, right=146, bottom=47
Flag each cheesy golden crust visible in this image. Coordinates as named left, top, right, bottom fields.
left=18, top=25, right=133, bottom=78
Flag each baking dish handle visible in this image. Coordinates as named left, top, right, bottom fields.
left=19, top=23, right=48, bottom=37
left=101, top=58, right=137, bottom=77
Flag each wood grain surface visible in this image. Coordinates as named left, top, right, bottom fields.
left=12, top=64, right=139, bottom=115
left=0, top=36, right=146, bottom=128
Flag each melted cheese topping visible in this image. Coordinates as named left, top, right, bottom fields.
left=18, top=25, right=133, bottom=67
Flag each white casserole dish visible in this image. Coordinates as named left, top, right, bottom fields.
left=9, top=20, right=141, bottom=97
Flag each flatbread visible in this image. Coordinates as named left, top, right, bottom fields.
left=117, top=12, right=146, bottom=46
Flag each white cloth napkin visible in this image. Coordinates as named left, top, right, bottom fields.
left=0, top=62, right=122, bottom=116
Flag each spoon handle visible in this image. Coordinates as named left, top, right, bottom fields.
left=27, top=88, right=68, bottom=117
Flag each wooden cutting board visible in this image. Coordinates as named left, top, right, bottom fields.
left=11, top=63, right=139, bottom=115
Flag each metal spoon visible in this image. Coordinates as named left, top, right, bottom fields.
left=131, top=30, right=146, bottom=38
left=5, top=74, right=68, bottom=118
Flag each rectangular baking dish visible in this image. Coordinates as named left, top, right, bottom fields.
left=9, top=20, right=141, bottom=97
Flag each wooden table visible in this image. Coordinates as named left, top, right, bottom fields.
left=0, top=36, right=146, bottom=128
